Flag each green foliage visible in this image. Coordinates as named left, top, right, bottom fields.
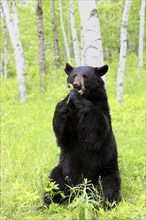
left=98, top=0, right=123, bottom=59
left=44, top=181, right=65, bottom=204
left=1, top=57, right=145, bottom=219
left=128, top=0, right=141, bottom=54
left=98, top=0, right=141, bottom=61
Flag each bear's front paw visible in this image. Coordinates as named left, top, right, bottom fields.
left=70, top=89, right=79, bottom=98
left=66, top=89, right=80, bottom=104
left=69, top=89, right=83, bottom=105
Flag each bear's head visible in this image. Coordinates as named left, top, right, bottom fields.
left=64, top=63, right=108, bottom=99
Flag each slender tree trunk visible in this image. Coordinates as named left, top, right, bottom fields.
left=78, top=1, right=104, bottom=66
left=50, top=0, right=60, bottom=68
left=70, top=0, right=80, bottom=66
left=78, top=0, right=105, bottom=82
left=2, top=15, right=8, bottom=79
left=36, top=0, right=46, bottom=92
left=59, top=0, right=71, bottom=64
left=1, top=0, right=26, bottom=102
left=138, top=0, right=145, bottom=73
left=11, top=0, right=28, bottom=74
left=117, top=0, right=132, bottom=104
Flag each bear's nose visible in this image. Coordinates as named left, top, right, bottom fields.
left=73, top=82, right=81, bottom=90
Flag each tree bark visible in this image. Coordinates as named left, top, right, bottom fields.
left=117, top=0, right=132, bottom=104
left=59, top=0, right=71, bottom=64
left=138, top=0, right=145, bottom=73
left=70, top=0, right=80, bottom=66
left=11, top=0, right=28, bottom=74
left=50, top=0, right=60, bottom=68
left=1, top=0, right=26, bottom=102
left=78, top=1, right=104, bottom=66
left=2, top=15, right=8, bottom=79
left=36, top=0, right=46, bottom=92
left=78, top=0, right=105, bottom=82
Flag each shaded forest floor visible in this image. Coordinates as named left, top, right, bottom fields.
left=0, top=61, right=145, bottom=219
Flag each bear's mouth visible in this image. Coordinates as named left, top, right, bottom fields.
left=73, top=85, right=85, bottom=95
left=68, top=83, right=85, bottom=95
left=73, top=77, right=85, bottom=95
left=78, top=88, right=85, bottom=95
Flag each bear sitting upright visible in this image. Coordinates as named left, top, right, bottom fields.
left=44, top=63, right=121, bottom=206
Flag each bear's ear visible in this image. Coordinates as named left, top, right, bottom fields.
left=64, top=63, right=74, bottom=75
left=94, top=65, right=108, bottom=77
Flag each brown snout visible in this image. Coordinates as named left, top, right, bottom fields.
left=73, top=82, right=81, bottom=90
left=73, top=76, right=85, bottom=95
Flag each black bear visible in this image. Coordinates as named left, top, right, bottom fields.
left=44, top=63, right=121, bottom=206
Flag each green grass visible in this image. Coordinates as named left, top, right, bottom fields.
left=0, top=62, right=145, bottom=219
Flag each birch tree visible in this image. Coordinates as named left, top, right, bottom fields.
left=36, top=0, right=46, bottom=92
left=117, top=0, right=132, bottom=104
left=50, top=0, right=60, bottom=68
left=2, top=14, right=8, bottom=79
left=78, top=0, right=105, bottom=82
left=138, top=0, right=145, bottom=73
left=11, top=0, right=28, bottom=74
left=1, top=0, right=26, bottom=102
left=78, top=1, right=104, bottom=66
left=59, top=0, right=71, bottom=64
left=70, top=0, right=80, bottom=66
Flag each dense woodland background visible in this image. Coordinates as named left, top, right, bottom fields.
left=0, top=0, right=145, bottom=219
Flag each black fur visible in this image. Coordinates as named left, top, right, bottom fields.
left=44, top=64, right=121, bottom=206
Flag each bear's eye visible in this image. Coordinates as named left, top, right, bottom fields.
left=83, top=74, right=87, bottom=79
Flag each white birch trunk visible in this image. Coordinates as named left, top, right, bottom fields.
left=138, top=0, right=145, bottom=73
left=59, top=0, right=71, bottom=64
left=78, top=1, right=104, bottom=66
left=11, top=0, right=28, bottom=73
left=2, top=16, right=8, bottom=79
left=117, top=0, right=132, bottom=104
left=70, top=0, right=80, bottom=66
left=1, top=0, right=26, bottom=102
left=78, top=0, right=105, bottom=82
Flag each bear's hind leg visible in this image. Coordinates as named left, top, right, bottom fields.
left=44, top=165, right=67, bottom=205
left=102, top=172, right=121, bottom=205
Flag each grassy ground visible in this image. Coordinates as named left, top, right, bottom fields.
left=0, top=61, right=145, bottom=219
